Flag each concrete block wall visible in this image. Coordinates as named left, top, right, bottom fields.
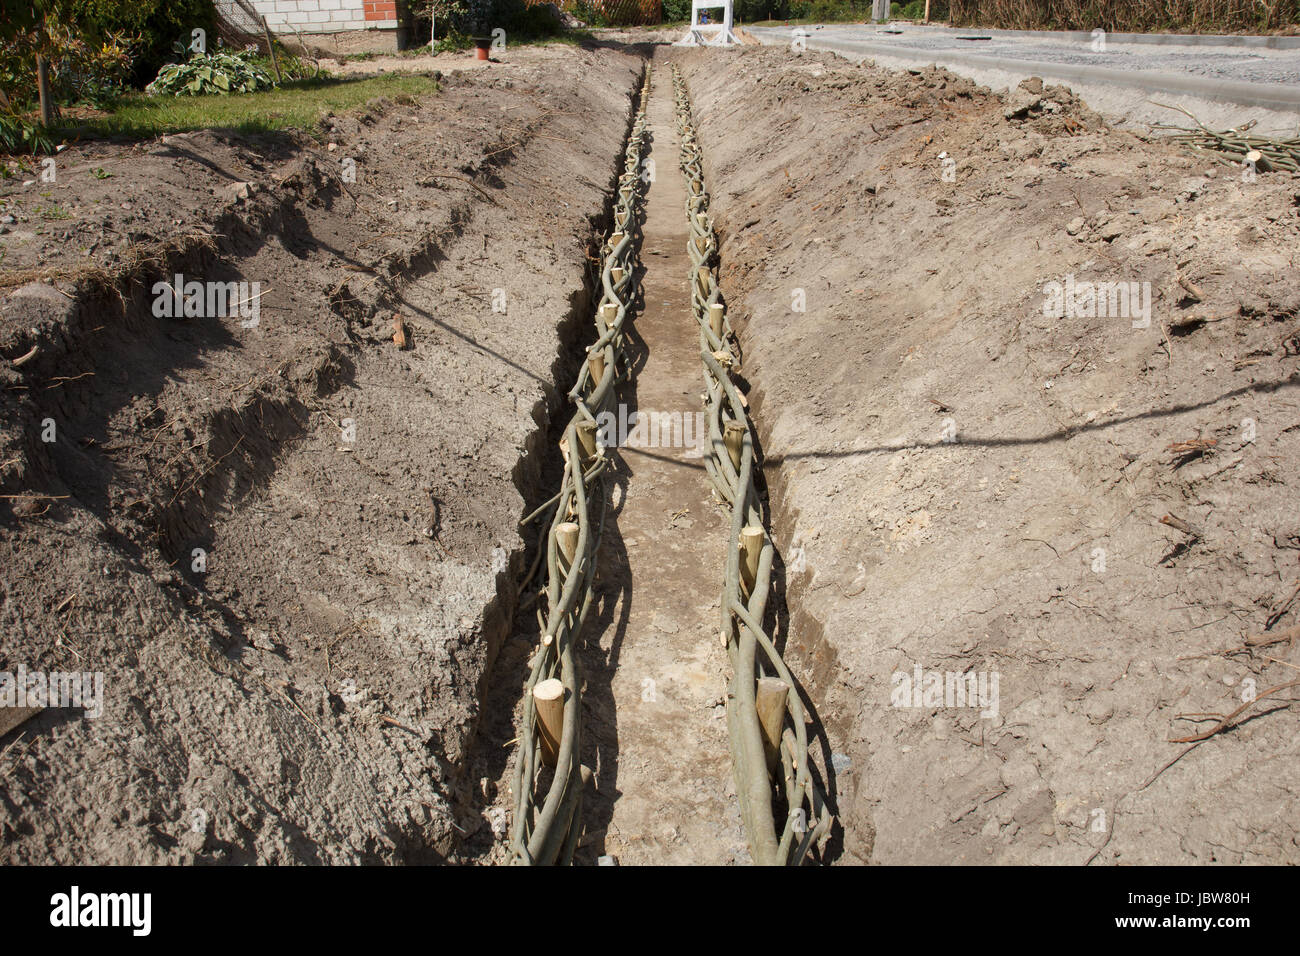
left=246, top=0, right=400, bottom=34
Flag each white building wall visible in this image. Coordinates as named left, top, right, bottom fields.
left=230, top=0, right=398, bottom=35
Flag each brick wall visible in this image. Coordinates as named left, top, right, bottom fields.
left=246, top=0, right=399, bottom=34
left=363, top=0, right=400, bottom=22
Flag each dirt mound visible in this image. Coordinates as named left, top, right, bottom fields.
left=0, top=47, right=641, bottom=863
left=677, top=46, right=1300, bottom=864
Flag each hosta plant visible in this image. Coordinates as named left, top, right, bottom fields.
left=146, top=49, right=275, bottom=97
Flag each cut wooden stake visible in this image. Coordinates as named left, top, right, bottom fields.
left=756, top=677, right=789, bottom=773
left=740, top=525, right=764, bottom=596
left=724, top=420, right=745, bottom=471
left=696, top=267, right=711, bottom=295
left=576, top=420, right=599, bottom=461
left=533, top=678, right=565, bottom=767
left=556, top=521, right=579, bottom=572
left=588, top=349, right=606, bottom=385
left=599, top=302, right=618, bottom=330
left=708, top=303, right=724, bottom=339
left=611, top=266, right=625, bottom=285
left=1245, top=149, right=1273, bottom=172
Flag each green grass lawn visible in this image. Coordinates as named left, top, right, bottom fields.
left=70, top=73, right=441, bottom=141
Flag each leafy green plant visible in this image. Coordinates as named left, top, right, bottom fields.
left=0, top=114, right=56, bottom=155
left=271, top=50, right=328, bottom=81
left=434, top=30, right=474, bottom=53
left=145, top=48, right=275, bottom=96
left=66, top=0, right=217, bottom=87
left=1, top=11, right=135, bottom=112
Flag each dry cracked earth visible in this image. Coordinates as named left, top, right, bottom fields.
left=1, top=35, right=1298, bottom=866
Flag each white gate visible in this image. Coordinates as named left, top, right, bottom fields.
left=675, top=0, right=740, bottom=46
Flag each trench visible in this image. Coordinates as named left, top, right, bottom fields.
left=572, top=57, right=746, bottom=864
left=460, top=50, right=838, bottom=866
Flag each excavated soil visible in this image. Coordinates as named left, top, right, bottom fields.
left=4, top=34, right=1298, bottom=867
left=0, top=46, right=641, bottom=863
left=677, top=46, right=1300, bottom=864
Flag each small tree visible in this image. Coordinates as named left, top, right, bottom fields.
left=412, top=0, right=472, bottom=40
left=3, top=0, right=138, bottom=123
left=2, top=0, right=56, bottom=124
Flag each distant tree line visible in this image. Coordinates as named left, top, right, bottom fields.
left=948, top=0, right=1296, bottom=32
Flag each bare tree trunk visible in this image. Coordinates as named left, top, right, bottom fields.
left=36, top=54, right=56, bottom=126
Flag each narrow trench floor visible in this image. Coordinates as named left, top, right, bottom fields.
left=579, top=57, right=750, bottom=865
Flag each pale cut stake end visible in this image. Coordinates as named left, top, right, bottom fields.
left=533, top=677, right=565, bottom=768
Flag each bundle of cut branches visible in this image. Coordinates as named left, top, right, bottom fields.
left=1149, top=102, right=1300, bottom=174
